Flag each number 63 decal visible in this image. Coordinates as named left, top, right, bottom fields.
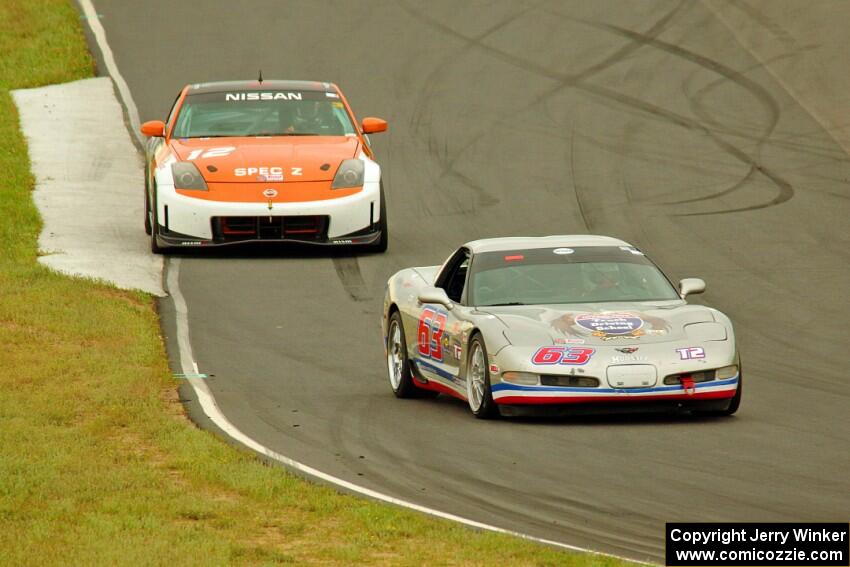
left=532, top=346, right=595, bottom=365
left=418, top=308, right=447, bottom=361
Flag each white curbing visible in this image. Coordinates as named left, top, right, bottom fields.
left=12, top=78, right=164, bottom=296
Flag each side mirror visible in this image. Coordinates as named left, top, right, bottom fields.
left=140, top=120, right=166, bottom=137
left=361, top=117, right=387, bottom=134
left=679, top=278, right=706, bottom=299
left=418, top=286, right=453, bottom=310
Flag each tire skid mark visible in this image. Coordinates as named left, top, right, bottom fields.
left=404, top=1, right=796, bottom=216
left=592, top=21, right=791, bottom=214
left=400, top=2, right=544, bottom=216
left=663, top=165, right=756, bottom=205
left=332, top=255, right=371, bottom=302
left=575, top=80, right=795, bottom=215
left=569, top=128, right=592, bottom=231
left=682, top=53, right=845, bottom=162
left=400, top=0, right=687, bottom=222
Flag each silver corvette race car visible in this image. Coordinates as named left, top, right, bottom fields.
left=382, top=235, right=741, bottom=418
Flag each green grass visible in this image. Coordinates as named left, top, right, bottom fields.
left=0, top=2, right=637, bottom=565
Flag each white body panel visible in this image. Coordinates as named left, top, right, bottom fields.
left=153, top=156, right=381, bottom=240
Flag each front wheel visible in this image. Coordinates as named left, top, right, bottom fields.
left=144, top=192, right=152, bottom=235
left=149, top=190, right=169, bottom=255
left=466, top=335, right=498, bottom=419
left=697, top=372, right=742, bottom=417
left=144, top=164, right=152, bottom=235
left=386, top=312, right=418, bottom=398
left=365, top=183, right=388, bottom=253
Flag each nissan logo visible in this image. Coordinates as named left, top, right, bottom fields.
left=262, top=188, right=278, bottom=198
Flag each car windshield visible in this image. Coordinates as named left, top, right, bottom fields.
left=172, top=90, right=357, bottom=138
left=470, top=246, right=680, bottom=306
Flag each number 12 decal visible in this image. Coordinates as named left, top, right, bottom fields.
left=185, top=146, right=236, bottom=161
left=418, top=308, right=447, bottom=361
left=676, top=347, right=705, bottom=360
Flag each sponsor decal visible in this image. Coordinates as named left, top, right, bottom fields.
left=325, top=92, right=340, bottom=98
left=224, top=92, right=303, bottom=101
left=575, top=312, right=645, bottom=339
left=676, top=346, right=705, bottom=360
left=333, top=239, right=353, bottom=244
left=179, top=241, right=203, bottom=246
left=453, top=345, right=462, bottom=360
left=554, top=337, right=585, bottom=344
left=236, top=166, right=283, bottom=177
left=257, top=174, right=283, bottom=182
left=262, top=188, right=278, bottom=198
left=489, top=364, right=500, bottom=374
left=610, top=354, right=648, bottom=363
left=235, top=166, right=302, bottom=178
left=553, top=247, right=574, bottom=255
left=531, top=346, right=595, bottom=366
left=615, top=347, right=639, bottom=354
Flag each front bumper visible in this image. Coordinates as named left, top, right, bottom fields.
left=155, top=180, right=381, bottom=247
left=156, top=225, right=382, bottom=248
left=490, top=375, right=739, bottom=405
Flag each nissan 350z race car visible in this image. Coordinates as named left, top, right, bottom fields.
left=382, top=235, right=741, bottom=419
left=140, top=80, right=388, bottom=253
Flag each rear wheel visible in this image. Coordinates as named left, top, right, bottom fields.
left=466, top=335, right=498, bottom=419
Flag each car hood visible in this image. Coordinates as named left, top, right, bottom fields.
left=170, top=136, right=360, bottom=183
left=478, top=302, right=726, bottom=347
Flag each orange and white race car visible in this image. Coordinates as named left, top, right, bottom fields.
left=140, top=80, right=388, bottom=253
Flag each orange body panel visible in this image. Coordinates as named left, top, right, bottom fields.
left=176, top=181, right=361, bottom=203
left=170, top=136, right=360, bottom=183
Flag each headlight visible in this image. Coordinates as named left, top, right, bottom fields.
left=501, top=371, right=539, bottom=386
left=715, top=365, right=738, bottom=379
left=331, top=159, right=364, bottom=189
left=172, top=162, right=208, bottom=190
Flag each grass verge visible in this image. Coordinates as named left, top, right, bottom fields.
left=0, top=1, right=636, bottom=565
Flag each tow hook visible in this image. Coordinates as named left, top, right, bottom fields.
left=680, top=375, right=696, bottom=395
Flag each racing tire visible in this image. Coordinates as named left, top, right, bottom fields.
left=144, top=193, right=152, bottom=236
left=466, top=334, right=499, bottom=419
left=144, top=164, right=152, bottom=235
left=386, top=311, right=426, bottom=398
left=149, top=190, right=170, bottom=255
left=697, top=372, right=742, bottom=417
left=364, top=183, right=388, bottom=253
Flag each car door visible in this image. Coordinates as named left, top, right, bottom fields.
left=412, top=249, right=471, bottom=393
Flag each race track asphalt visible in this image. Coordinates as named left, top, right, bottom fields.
left=89, top=1, right=850, bottom=561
